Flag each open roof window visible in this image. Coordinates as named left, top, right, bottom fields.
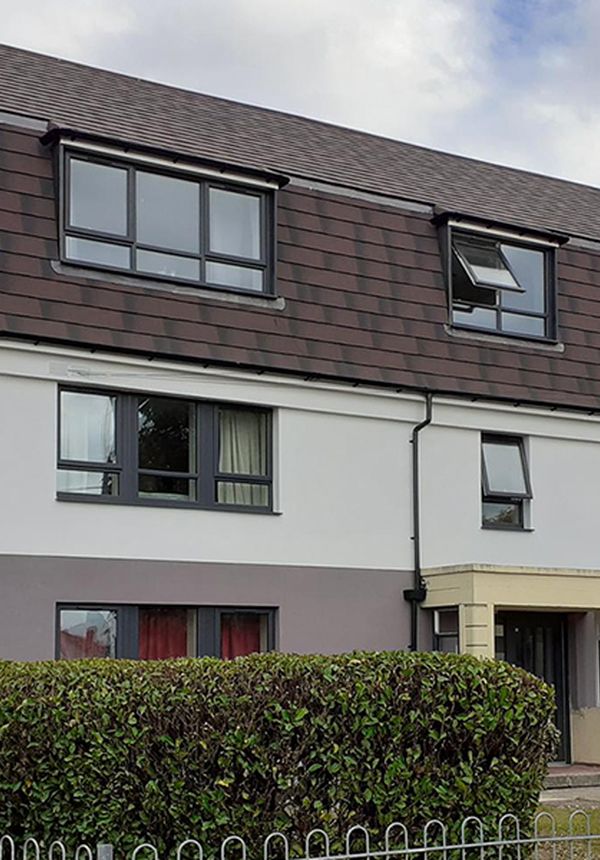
left=446, top=225, right=558, bottom=342
left=453, top=235, right=524, bottom=293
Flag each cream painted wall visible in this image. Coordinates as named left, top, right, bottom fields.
left=0, top=343, right=418, bottom=569
left=4, top=340, right=600, bottom=572
left=421, top=401, right=600, bottom=570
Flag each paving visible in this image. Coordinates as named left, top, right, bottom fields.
left=540, top=766, right=600, bottom=807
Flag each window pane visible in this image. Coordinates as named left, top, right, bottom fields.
left=139, top=607, right=195, bottom=659
left=138, top=474, right=195, bottom=500
left=482, top=439, right=528, bottom=494
left=482, top=500, right=522, bottom=527
left=220, top=612, right=265, bottom=658
left=136, top=249, right=200, bottom=281
left=209, top=188, right=261, bottom=260
left=452, top=306, right=497, bottom=330
left=138, top=397, right=195, bottom=472
left=65, top=236, right=130, bottom=269
left=217, top=481, right=269, bottom=507
left=60, top=391, right=116, bottom=462
left=501, top=313, right=545, bottom=338
left=136, top=172, right=200, bottom=253
left=501, top=246, right=545, bottom=313
left=453, top=235, right=521, bottom=291
left=436, top=609, right=459, bottom=635
left=452, top=252, right=497, bottom=307
left=59, top=609, right=117, bottom=659
left=206, top=261, right=263, bottom=291
left=219, top=409, right=267, bottom=476
left=69, top=159, right=128, bottom=235
left=57, top=470, right=119, bottom=496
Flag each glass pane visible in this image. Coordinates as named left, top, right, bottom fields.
left=65, top=236, right=130, bottom=269
left=60, top=391, right=116, bottom=463
left=453, top=235, right=520, bottom=290
left=220, top=612, right=265, bottom=658
left=136, top=249, right=200, bottom=281
left=436, top=609, right=459, bottom=635
left=209, top=188, right=261, bottom=260
left=206, top=261, right=263, bottom=292
left=138, top=474, right=194, bottom=500
left=59, top=609, right=117, bottom=659
left=136, top=172, right=200, bottom=253
left=452, top=252, right=497, bottom=307
left=219, top=409, right=267, bottom=476
left=501, top=245, right=546, bottom=313
left=452, top=306, right=497, bottom=330
left=139, top=607, right=195, bottom=659
left=482, top=439, right=528, bottom=494
left=482, top=500, right=522, bottom=527
left=217, top=481, right=269, bottom=507
left=57, top=470, right=119, bottom=495
left=138, top=397, right=194, bottom=472
left=501, top=313, right=546, bottom=338
left=69, top=159, right=128, bottom=235
left=437, top=636, right=459, bottom=654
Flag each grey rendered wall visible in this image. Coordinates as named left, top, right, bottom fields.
left=0, top=555, right=413, bottom=661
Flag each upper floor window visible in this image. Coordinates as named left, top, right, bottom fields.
left=481, top=433, right=532, bottom=529
left=57, top=388, right=272, bottom=511
left=61, top=150, right=275, bottom=294
left=449, top=227, right=556, bottom=341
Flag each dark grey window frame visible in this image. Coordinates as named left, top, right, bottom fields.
left=57, top=387, right=274, bottom=513
left=481, top=433, right=532, bottom=530
left=56, top=603, right=277, bottom=659
left=59, top=148, right=277, bottom=296
left=439, top=222, right=559, bottom=343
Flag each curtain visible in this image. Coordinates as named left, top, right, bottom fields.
left=218, top=409, right=267, bottom=505
left=60, top=628, right=111, bottom=659
left=221, top=613, right=262, bottom=659
left=61, top=392, right=115, bottom=463
left=139, top=607, right=189, bottom=659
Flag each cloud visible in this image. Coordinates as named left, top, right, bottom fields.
left=3, top=0, right=600, bottom=185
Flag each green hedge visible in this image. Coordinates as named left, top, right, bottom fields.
left=0, top=652, right=556, bottom=852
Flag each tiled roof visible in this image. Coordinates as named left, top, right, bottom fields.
left=2, top=43, right=600, bottom=242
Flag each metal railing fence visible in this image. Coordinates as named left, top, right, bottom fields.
left=1, top=812, right=598, bottom=860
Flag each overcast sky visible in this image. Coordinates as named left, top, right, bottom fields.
left=3, top=0, right=600, bottom=186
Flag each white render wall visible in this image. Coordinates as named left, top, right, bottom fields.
left=2, top=340, right=600, bottom=571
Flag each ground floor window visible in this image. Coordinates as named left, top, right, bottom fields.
left=57, top=604, right=276, bottom=660
left=433, top=608, right=459, bottom=653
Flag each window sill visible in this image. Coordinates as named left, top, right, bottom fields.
left=56, top=492, right=282, bottom=515
left=481, top=524, right=534, bottom=533
left=51, top=259, right=286, bottom=310
left=444, top=324, right=564, bottom=353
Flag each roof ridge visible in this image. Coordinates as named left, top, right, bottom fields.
left=2, top=41, right=600, bottom=199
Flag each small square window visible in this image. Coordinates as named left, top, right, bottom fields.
left=481, top=434, right=532, bottom=529
left=448, top=227, right=555, bottom=341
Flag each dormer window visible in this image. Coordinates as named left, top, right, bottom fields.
left=445, top=222, right=559, bottom=341
left=60, top=147, right=276, bottom=294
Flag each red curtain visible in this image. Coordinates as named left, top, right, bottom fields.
left=139, top=607, right=189, bottom=659
left=220, top=613, right=262, bottom=659
left=60, top=627, right=110, bottom=659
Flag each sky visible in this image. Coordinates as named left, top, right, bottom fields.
left=2, top=0, right=600, bottom=186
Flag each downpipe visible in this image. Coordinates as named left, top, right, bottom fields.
left=404, top=392, right=433, bottom=651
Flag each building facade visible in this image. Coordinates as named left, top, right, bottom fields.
left=2, top=44, right=600, bottom=763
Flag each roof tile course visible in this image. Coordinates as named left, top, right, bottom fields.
left=2, top=48, right=600, bottom=408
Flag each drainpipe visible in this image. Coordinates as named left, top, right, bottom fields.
left=404, top=392, right=433, bottom=651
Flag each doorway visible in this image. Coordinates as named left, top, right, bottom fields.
left=496, top=611, right=570, bottom=762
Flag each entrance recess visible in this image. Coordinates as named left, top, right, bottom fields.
left=496, top=612, right=570, bottom=762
